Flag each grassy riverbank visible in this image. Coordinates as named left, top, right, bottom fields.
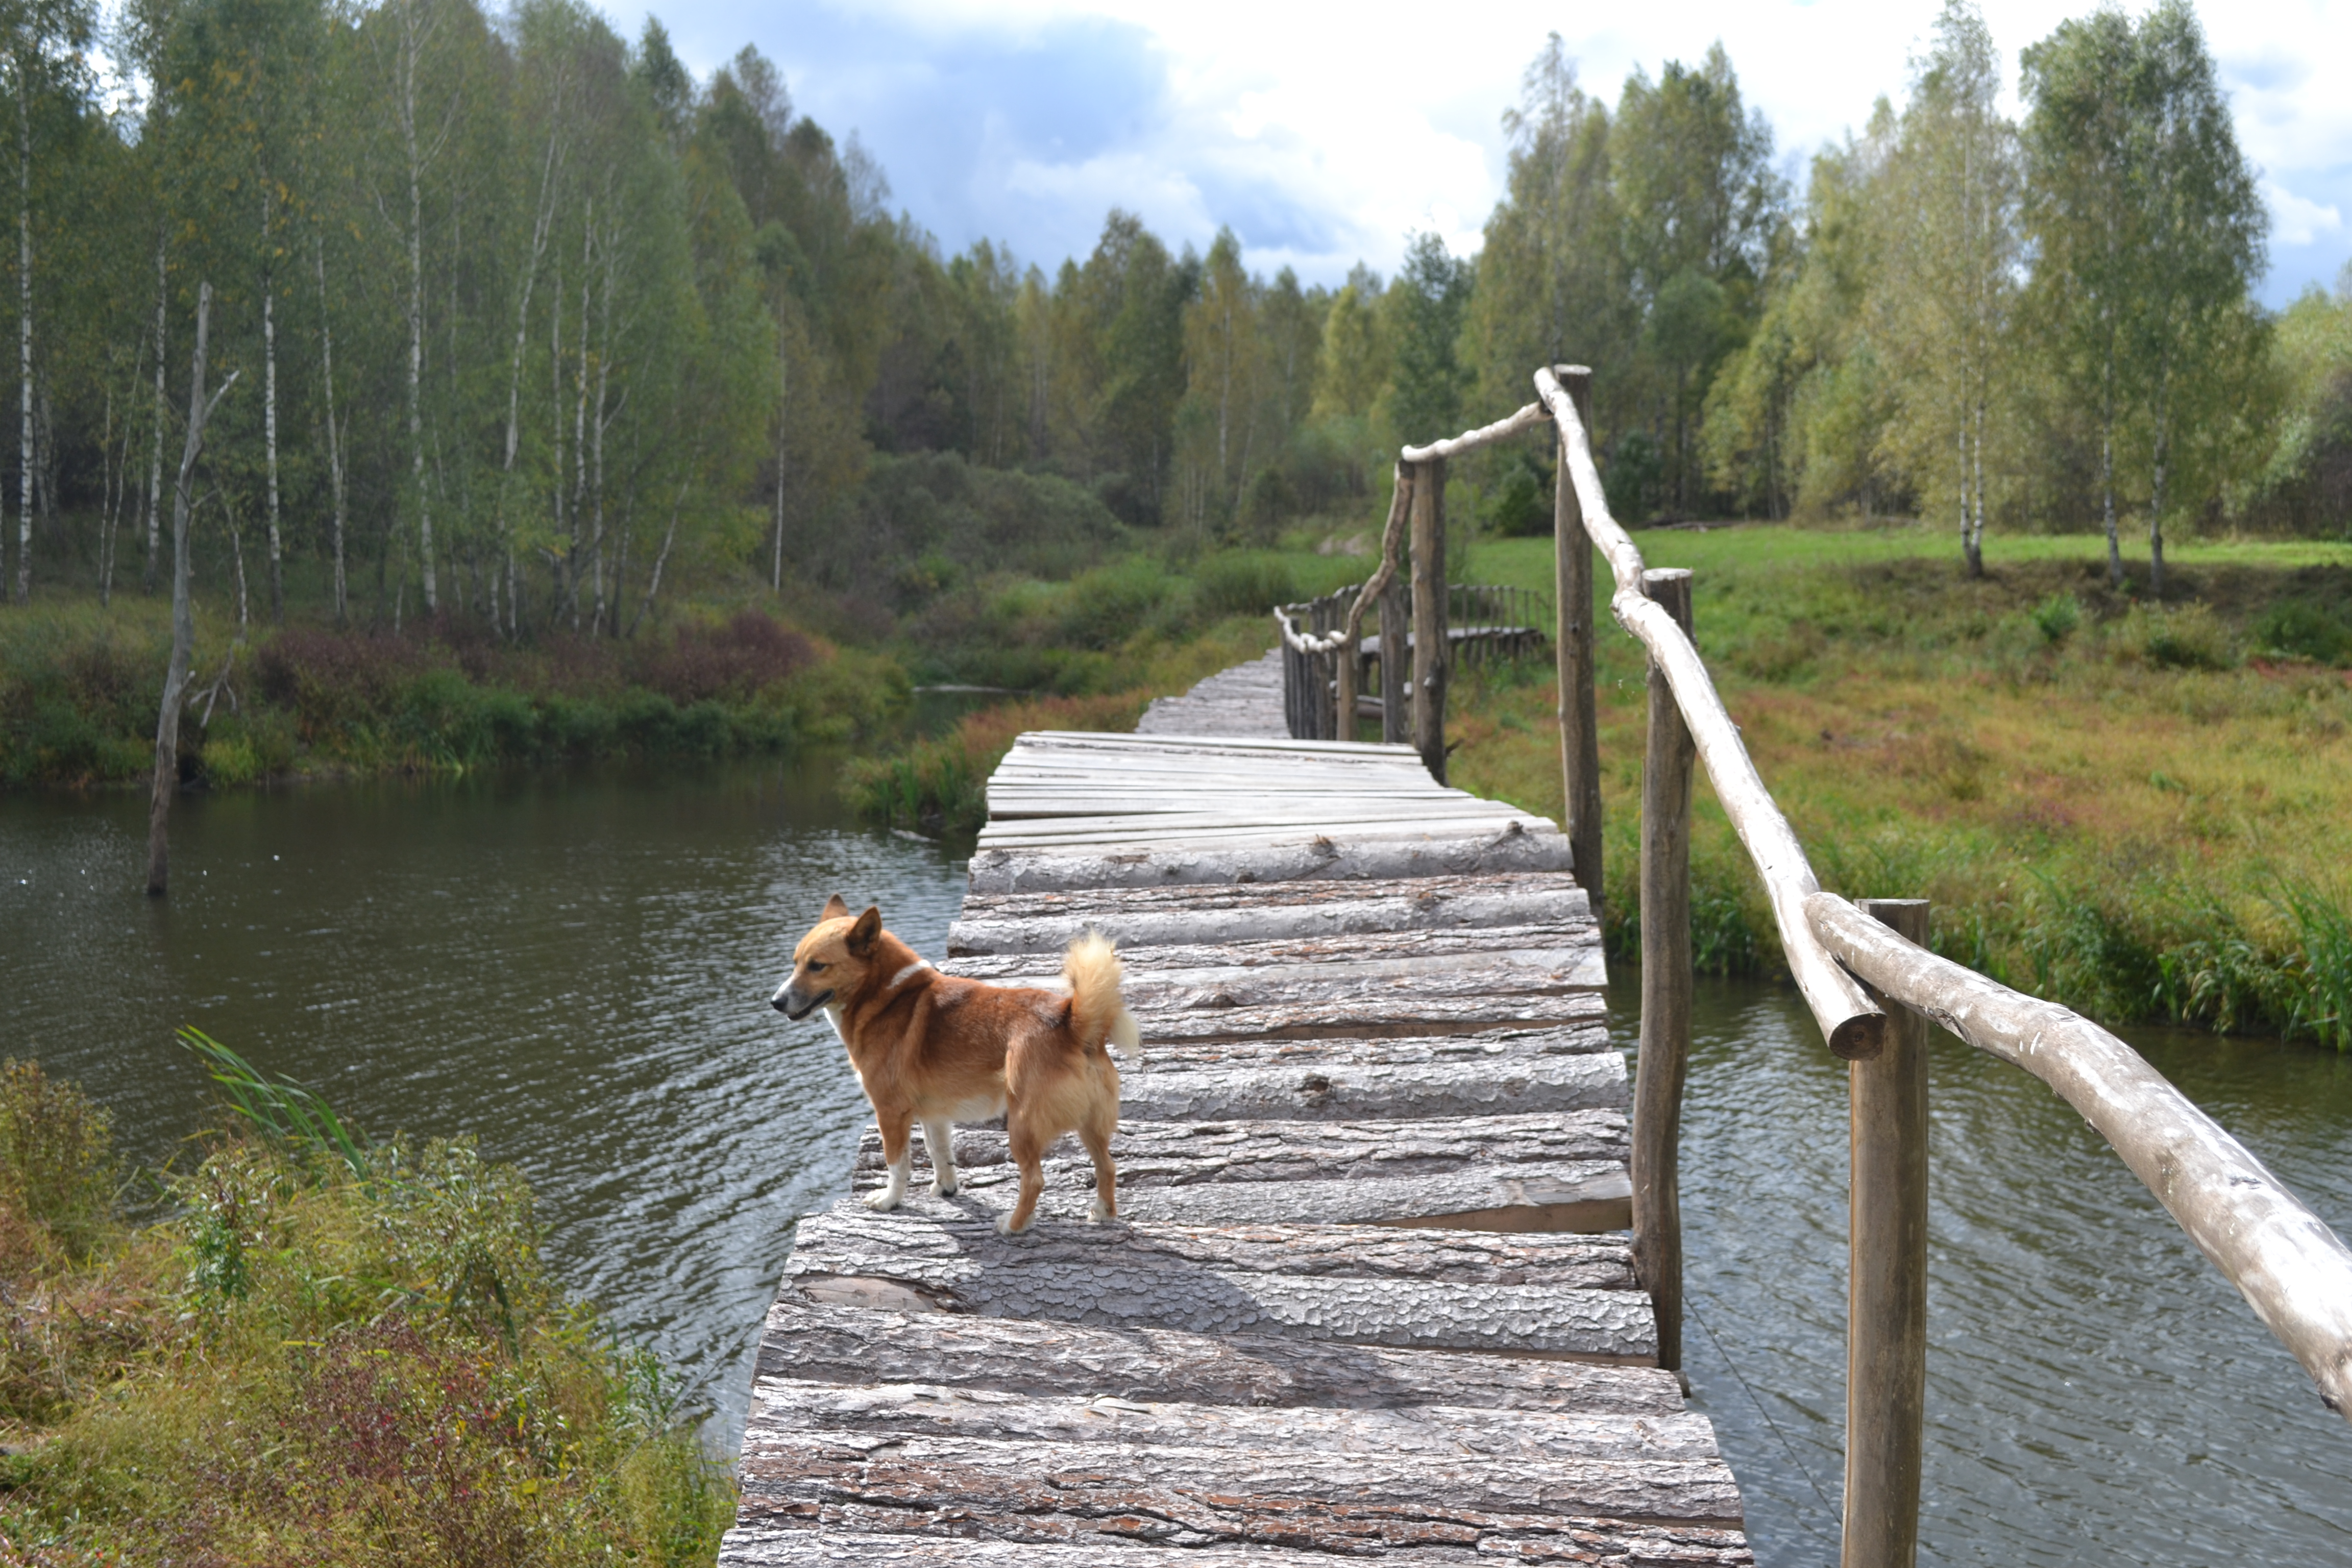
left=0, top=598, right=908, bottom=788
left=1443, top=526, right=2352, bottom=1047
left=0, top=1045, right=731, bottom=1563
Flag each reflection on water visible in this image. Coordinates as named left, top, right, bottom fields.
left=0, top=761, right=962, bottom=1450
left=1643, top=975, right=2352, bottom=1567
left=6, top=773, right=2349, bottom=1563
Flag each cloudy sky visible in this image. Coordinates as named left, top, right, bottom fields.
left=629, top=0, right=2349, bottom=306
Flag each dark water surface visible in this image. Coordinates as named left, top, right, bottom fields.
left=4, top=771, right=2349, bottom=1565
left=0, top=761, right=962, bottom=1448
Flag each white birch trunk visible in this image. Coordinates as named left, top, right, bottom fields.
left=314, top=233, right=348, bottom=624
left=397, top=1, right=436, bottom=615
left=15, top=88, right=30, bottom=604
left=548, top=254, right=565, bottom=620
left=569, top=215, right=591, bottom=628
left=498, top=108, right=566, bottom=641
left=145, top=234, right=167, bottom=595
left=260, top=187, right=283, bottom=622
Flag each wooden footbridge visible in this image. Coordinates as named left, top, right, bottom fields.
left=725, top=369, right=2352, bottom=1566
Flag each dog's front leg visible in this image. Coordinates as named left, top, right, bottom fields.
left=921, top=1118, right=958, bottom=1197
left=866, top=1113, right=914, bottom=1212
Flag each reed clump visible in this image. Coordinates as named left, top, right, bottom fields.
left=1450, top=531, right=2352, bottom=1047
left=0, top=1040, right=734, bottom=1563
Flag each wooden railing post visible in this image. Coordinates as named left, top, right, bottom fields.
left=1844, top=897, right=1930, bottom=1568
left=1553, top=365, right=1602, bottom=926
left=1408, top=457, right=1448, bottom=781
left=1633, top=566, right=1694, bottom=1373
left=1379, top=571, right=1408, bottom=745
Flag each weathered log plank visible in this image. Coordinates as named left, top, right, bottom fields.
left=733, top=1435, right=1744, bottom=1528
left=792, top=1204, right=1637, bottom=1290
left=975, top=814, right=1552, bottom=851
left=721, top=1517, right=1753, bottom=1566
left=1106, top=990, right=1609, bottom=1044
left=788, top=1203, right=1649, bottom=1355
left=856, top=1111, right=1626, bottom=1186
left=752, top=1294, right=1678, bottom=1412
left=967, top=826, right=1573, bottom=893
left=1137, top=1019, right=1610, bottom=1070
left=948, top=923, right=1597, bottom=975
left=751, top=1378, right=1720, bottom=1461
left=1118, top=1049, right=1627, bottom=1123
left=949, top=873, right=1592, bottom=954
left=943, top=949, right=1606, bottom=1025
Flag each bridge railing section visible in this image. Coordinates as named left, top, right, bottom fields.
left=1383, top=364, right=2352, bottom=1567
left=1275, top=579, right=1551, bottom=742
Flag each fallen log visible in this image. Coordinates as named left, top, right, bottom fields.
left=752, top=1293, right=1677, bottom=1412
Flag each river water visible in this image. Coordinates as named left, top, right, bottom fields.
left=2, top=767, right=2347, bottom=1565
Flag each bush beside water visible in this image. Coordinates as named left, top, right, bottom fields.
left=0, top=1045, right=732, bottom=1563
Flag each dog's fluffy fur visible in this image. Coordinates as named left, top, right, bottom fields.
left=773, top=895, right=1139, bottom=1235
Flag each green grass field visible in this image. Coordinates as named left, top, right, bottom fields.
left=1437, top=524, right=2352, bottom=1045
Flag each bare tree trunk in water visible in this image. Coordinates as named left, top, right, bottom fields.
left=315, top=233, right=348, bottom=623
left=260, top=186, right=284, bottom=622
left=149, top=284, right=236, bottom=897
left=145, top=234, right=167, bottom=594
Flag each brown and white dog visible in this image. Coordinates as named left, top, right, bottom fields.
left=772, top=895, right=1138, bottom=1235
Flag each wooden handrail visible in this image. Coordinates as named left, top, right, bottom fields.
left=1400, top=399, right=1549, bottom=463
left=1807, top=890, right=2352, bottom=1425
left=1533, top=364, right=1885, bottom=1059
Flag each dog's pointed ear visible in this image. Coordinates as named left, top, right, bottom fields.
left=821, top=893, right=851, bottom=921
left=848, top=905, right=882, bottom=955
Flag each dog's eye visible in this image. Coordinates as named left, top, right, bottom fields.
left=807, top=961, right=826, bottom=972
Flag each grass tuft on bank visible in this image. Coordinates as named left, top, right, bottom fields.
left=0, top=1046, right=733, bottom=1563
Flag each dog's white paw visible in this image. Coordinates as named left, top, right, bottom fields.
left=1088, top=1198, right=1115, bottom=1224
left=863, top=1190, right=902, bottom=1213
left=995, top=1211, right=1031, bottom=1237
left=929, top=1178, right=958, bottom=1198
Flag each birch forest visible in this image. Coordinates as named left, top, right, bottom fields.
left=0, top=0, right=2341, bottom=641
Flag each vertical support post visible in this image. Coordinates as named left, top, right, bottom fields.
left=1633, top=566, right=1694, bottom=1373
left=1554, top=365, right=1603, bottom=927
left=1844, top=897, right=1930, bottom=1568
left=1379, top=571, right=1408, bottom=746
left=1409, top=456, right=1448, bottom=781
left=1336, top=607, right=1359, bottom=744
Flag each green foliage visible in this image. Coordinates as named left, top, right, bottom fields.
left=2112, top=602, right=2237, bottom=670
left=2251, top=598, right=2352, bottom=663
left=0, top=1060, right=116, bottom=1263
left=180, top=1027, right=370, bottom=1178
left=0, top=1056, right=736, bottom=1561
left=2031, top=592, right=2082, bottom=643
left=1193, top=552, right=1298, bottom=619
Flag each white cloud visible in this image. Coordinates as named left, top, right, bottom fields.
left=2266, top=182, right=2343, bottom=248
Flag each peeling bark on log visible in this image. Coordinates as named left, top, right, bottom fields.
left=753, top=1294, right=1678, bottom=1412
left=955, top=949, right=1606, bottom=1021
left=855, top=1111, right=1626, bottom=1185
left=1092, top=991, right=1607, bottom=1045
left=750, top=1377, right=1721, bottom=1461
left=947, top=924, right=1599, bottom=978
left=792, top=1205, right=1637, bottom=1290
left=1138, top=1019, right=1609, bottom=1071
left=788, top=1203, right=1649, bottom=1355
left=1117, top=1050, right=1627, bottom=1123
left=731, top=1437, right=1745, bottom=1531
left=949, top=873, right=1592, bottom=954
left=967, top=826, right=1573, bottom=893
left=720, top=1518, right=1753, bottom=1566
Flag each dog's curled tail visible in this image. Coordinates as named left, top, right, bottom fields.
left=1065, top=930, right=1142, bottom=1062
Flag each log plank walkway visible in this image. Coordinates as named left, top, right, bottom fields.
left=723, top=658, right=1753, bottom=1564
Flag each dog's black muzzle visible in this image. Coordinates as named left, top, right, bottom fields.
left=775, top=984, right=832, bottom=1021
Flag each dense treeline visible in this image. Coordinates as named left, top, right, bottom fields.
left=0, top=0, right=2343, bottom=647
